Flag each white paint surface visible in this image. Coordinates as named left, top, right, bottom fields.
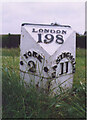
left=20, top=23, right=76, bottom=94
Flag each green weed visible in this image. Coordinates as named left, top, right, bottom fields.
left=2, top=48, right=86, bottom=119
left=2, top=48, right=20, bottom=57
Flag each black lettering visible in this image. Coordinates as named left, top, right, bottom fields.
left=39, top=29, right=43, bottom=33
left=51, top=72, right=56, bottom=78
left=69, top=56, right=73, bottom=60
left=33, top=51, right=38, bottom=58
left=37, top=55, right=43, bottom=63
left=66, top=52, right=71, bottom=57
left=32, top=28, right=37, bottom=33
left=65, top=62, right=68, bottom=73
left=44, top=34, right=54, bottom=44
left=20, top=61, right=24, bottom=65
left=23, top=53, right=28, bottom=59
left=60, top=54, right=63, bottom=60
left=44, top=29, right=49, bottom=33
left=72, top=58, right=75, bottom=62
left=62, top=30, right=66, bottom=34
left=44, top=67, right=49, bottom=72
left=56, top=53, right=75, bottom=75
left=56, top=30, right=61, bottom=34
left=37, top=34, right=42, bottom=43
left=59, top=63, right=64, bottom=75
left=28, top=51, right=32, bottom=56
left=52, top=65, right=57, bottom=71
left=59, top=62, right=69, bottom=75
left=72, top=67, right=75, bottom=73
left=62, top=52, right=66, bottom=58
left=72, top=62, right=76, bottom=65
left=56, top=35, right=64, bottom=44
left=56, top=57, right=61, bottom=64
left=50, top=30, right=55, bottom=33
left=28, top=61, right=36, bottom=73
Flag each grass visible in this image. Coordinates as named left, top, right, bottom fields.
left=1, top=48, right=20, bottom=57
left=1, top=48, right=86, bottom=119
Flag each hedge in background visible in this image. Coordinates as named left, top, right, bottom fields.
left=0, top=34, right=86, bottom=49
left=76, top=35, right=86, bottom=49
left=1, top=34, right=20, bottom=48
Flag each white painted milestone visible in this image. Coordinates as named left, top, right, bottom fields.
left=20, top=23, right=76, bottom=94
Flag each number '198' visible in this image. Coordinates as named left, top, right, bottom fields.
left=37, top=34, right=64, bottom=44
